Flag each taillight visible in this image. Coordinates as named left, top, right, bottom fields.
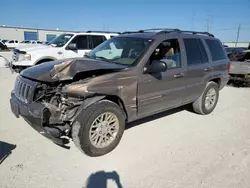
left=227, top=62, right=231, bottom=72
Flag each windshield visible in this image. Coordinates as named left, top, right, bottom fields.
left=48, top=33, right=74, bottom=47
left=87, top=37, right=153, bottom=65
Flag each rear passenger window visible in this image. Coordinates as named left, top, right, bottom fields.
left=91, top=35, right=106, bottom=48
left=205, top=39, right=226, bottom=61
left=197, top=39, right=208, bottom=63
left=184, top=38, right=204, bottom=65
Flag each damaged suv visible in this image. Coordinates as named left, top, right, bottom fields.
left=10, top=29, right=230, bottom=157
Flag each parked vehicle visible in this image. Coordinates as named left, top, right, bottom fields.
left=20, top=40, right=43, bottom=45
left=1, top=40, right=9, bottom=44
left=10, top=28, right=229, bottom=157
left=229, top=59, right=250, bottom=87
left=9, top=31, right=120, bottom=73
left=42, top=41, right=49, bottom=45
left=225, top=47, right=248, bottom=61
left=5, top=40, right=19, bottom=49
left=0, top=41, right=8, bottom=51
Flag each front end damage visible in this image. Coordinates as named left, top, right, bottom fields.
left=10, top=58, right=131, bottom=147
left=10, top=75, right=104, bottom=147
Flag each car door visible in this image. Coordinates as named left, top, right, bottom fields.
left=181, top=37, right=213, bottom=103
left=137, top=38, right=188, bottom=117
left=63, top=35, right=91, bottom=58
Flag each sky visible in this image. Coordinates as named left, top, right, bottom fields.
left=1, top=0, right=250, bottom=42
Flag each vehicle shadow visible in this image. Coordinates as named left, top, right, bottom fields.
left=126, top=104, right=193, bottom=130
left=0, top=141, right=16, bottom=165
left=84, top=171, right=123, bottom=188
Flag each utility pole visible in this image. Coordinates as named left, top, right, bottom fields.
left=235, top=24, right=241, bottom=47
left=206, top=13, right=212, bottom=32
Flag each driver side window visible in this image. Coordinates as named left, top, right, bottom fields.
left=69, top=35, right=88, bottom=50
left=149, top=39, right=181, bottom=69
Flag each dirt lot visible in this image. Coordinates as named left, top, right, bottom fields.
left=0, top=65, right=250, bottom=188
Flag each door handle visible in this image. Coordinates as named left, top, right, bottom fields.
left=57, top=51, right=62, bottom=55
left=204, top=68, right=212, bottom=72
left=174, top=73, right=184, bottom=78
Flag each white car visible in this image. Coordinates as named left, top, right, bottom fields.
left=20, top=40, right=43, bottom=45
left=5, top=40, right=19, bottom=49
left=10, top=31, right=119, bottom=72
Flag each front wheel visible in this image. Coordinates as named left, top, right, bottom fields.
left=72, top=100, right=125, bottom=157
left=192, top=81, right=219, bottom=115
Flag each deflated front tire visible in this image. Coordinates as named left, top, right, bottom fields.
left=72, top=100, right=125, bottom=157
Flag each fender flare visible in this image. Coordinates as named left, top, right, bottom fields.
left=72, top=95, right=106, bottom=122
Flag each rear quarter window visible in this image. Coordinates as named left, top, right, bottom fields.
left=205, top=39, right=227, bottom=61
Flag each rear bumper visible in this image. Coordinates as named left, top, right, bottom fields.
left=10, top=92, right=68, bottom=146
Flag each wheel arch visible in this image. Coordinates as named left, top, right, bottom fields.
left=73, top=95, right=128, bottom=123
left=35, top=56, right=57, bottom=65
left=209, top=77, right=221, bottom=88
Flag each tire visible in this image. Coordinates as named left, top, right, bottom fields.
left=192, top=81, right=219, bottom=115
left=72, top=100, right=125, bottom=157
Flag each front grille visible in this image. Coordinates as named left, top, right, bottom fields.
left=12, top=50, right=19, bottom=62
left=14, top=76, right=37, bottom=103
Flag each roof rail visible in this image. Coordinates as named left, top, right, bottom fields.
left=179, top=30, right=214, bottom=37
left=139, top=28, right=181, bottom=33
left=121, top=31, right=143, bottom=34
left=121, top=28, right=179, bottom=35
left=86, top=30, right=121, bottom=34
left=120, top=28, right=214, bottom=37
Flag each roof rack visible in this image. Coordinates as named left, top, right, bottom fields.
left=121, top=28, right=214, bottom=37
left=139, top=28, right=181, bottom=33
left=179, top=30, right=214, bottom=37
left=121, top=28, right=179, bottom=35
left=86, top=30, right=121, bottom=34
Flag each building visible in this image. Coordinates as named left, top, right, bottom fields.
left=0, top=26, right=75, bottom=42
left=222, top=42, right=250, bottom=48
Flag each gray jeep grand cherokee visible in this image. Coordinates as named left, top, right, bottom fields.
left=10, top=28, right=230, bottom=157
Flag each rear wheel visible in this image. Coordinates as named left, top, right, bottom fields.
left=192, top=81, right=219, bottom=115
left=72, top=100, right=125, bottom=157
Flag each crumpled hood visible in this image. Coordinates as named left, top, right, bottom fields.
left=230, top=61, right=250, bottom=74
left=21, top=58, right=127, bottom=82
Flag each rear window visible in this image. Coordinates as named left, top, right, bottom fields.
left=205, top=39, right=227, bottom=61
left=91, top=35, right=106, bottom=48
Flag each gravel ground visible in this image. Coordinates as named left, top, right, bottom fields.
left=0, top=65, right=250, bottom=188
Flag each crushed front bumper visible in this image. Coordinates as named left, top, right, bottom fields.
left=10, top=92, right=69, bottom=146
left=8, top=61, right=28, bottom=73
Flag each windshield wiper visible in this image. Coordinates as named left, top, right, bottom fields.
left=95, top=56, right=112, bottom=62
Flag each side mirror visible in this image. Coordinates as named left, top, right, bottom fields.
left=67, top=43, right=77, bottom=50
left=84, top=52, right=89, bottom=56
left=144, top=60, right=167, bottom=74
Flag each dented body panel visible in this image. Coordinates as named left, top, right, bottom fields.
left=21, top=58, right=128, bottom=82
